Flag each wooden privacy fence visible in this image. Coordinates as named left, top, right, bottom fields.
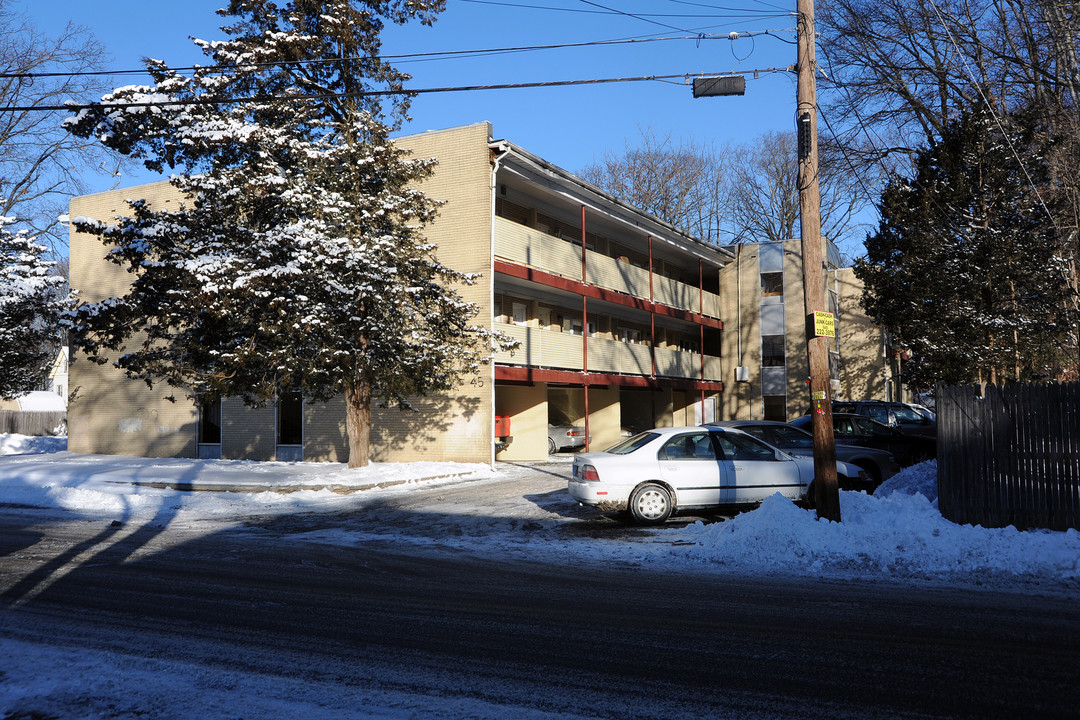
left=937, top=383, right=1080, bottom=531
left=0, top=410, right=67, bottom=437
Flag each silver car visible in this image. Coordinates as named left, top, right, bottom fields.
left=568, top=426, right=868, bottom=524
left=548, top=408, right=589, bottom=454
left=710, top=420, right=900, bottom=491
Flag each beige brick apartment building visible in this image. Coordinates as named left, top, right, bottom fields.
left=719, top=239, right=907, bottom=422
left=68, top=123, right=737, bottom=464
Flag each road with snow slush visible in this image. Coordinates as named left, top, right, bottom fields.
left=1, top=462, right=1079, bottom=719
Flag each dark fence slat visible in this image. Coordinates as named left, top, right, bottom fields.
left=938, top=383, right=1080, bottom=531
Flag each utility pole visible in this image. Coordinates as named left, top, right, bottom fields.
left=796, top=0, right=841, bottom=522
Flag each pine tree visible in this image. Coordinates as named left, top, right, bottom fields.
left=0, top=217, right=68, bottom=399
left=61, top=0, right=517, bottom=468
left=856, top=105, right=1073, bottom=388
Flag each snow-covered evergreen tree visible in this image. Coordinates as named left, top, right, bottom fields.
left=0, top=216, right=68, bottom=399
left=856, top=105, right=1074, bottom=388
left=61, top=0, right=516, bottom=467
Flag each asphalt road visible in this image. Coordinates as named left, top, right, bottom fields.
left=2, top=461, right=1078, bottom=719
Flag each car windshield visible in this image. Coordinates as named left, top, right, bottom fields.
left=893, top=404, right=928, bottom=423
left=769, top=425, right=814, bottom=449
left=549, top=408, right=575, bottom=426
left=864, top=405, right=890, bottom=423
left=853, top=417, right=893, bottom=436
left=604, top=432, right=658, bottom=455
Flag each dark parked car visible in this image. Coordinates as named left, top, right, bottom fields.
left=790, top=413, right=936, bottom=467
left=711, top=420, right=900, bottom=491
left=831, top=400, right=937, bottom=439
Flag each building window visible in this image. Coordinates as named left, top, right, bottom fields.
left=678, top=338, right=700, bottom=354
left=761, top=272, right=784, bottom=297
left=198, top=397, right=221, bottom=444
left=763, top=396, right=787, bottom=421
left=619, top=327, right=643, bottom=344
left=762, top=334, right=786, bottom=367
left=277, top=391, right=303, bottom=446
left=512, top=302, right=528, bottom=326
left=563, top=318, right=596, bottom=336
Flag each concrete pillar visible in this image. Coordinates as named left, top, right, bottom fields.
left=653, top=387, right=675, bottom=428
left=494, top=382, right=548, bottom=462
left=586, top=385, right=621, bottom=451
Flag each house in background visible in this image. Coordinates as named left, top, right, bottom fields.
left=68, top=122, right=733, bottom=464
left=718, top=239, right=910, bottom=422
left=43, top=346, right=68, bottom=402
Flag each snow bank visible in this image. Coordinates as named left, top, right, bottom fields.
left=661, top=462, right=1080, bottom=585
left=0, top=434, right=66, bottom=455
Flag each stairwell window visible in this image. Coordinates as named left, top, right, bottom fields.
left=761, top=272, right=784, bottom=297
left=762, top=334, right=786, bottom=367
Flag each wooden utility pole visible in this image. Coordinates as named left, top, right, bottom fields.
left=796, top=0, right=841, bottom=522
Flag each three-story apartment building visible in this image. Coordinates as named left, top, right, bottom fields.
left=718, top=239, right=908, bottom=421
left=68, top=123, right=733, bottom=464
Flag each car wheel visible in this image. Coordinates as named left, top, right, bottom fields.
left=803, top=482, right=817, bottom=509
left=548, top=437, right=557, bottom=454
left=629, top=483, right=673, bottom=524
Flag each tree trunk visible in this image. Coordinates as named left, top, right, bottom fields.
left=344, top=376, right=373, bottom=468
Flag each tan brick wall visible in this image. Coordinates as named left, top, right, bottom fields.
left=370, top=123, right=495, bottom=463
left=68, top=125, right=498, bottom=465
left=783, top=242, right=811, bottom=415
left=216, top=397, right=271, bottom=461
left=68, top=183, right=197, bottom=457
left=718, top=245, right=763, bottom=420
left=835, top=268, right=888, bottom=401
left=587, top=385, right=622, bottom=451
left=305, top=395, right=348, bottom=462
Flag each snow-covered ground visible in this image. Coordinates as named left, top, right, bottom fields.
left=2, top=433, right=1078, bottom=592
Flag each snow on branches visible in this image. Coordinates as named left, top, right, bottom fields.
left=0, top=216, right=69, bottom=399
left=62, top=1, right=510, bottom=467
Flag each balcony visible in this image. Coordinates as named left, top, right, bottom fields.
left=493, top=322, right=721, bottom=382
left=494, top=217, right=721, bottom=319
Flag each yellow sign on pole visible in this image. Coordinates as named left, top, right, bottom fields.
left=813, top=311, right=835, bottom=338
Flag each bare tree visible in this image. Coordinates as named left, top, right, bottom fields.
left=818, top=0, right=1080, bottom=365
left=579, top=126, right=730, bottom=243
left=583, top=127, right=872, bottom=253
left=726, top=131, right=800, bottom=244
left=0, top=1, right=119, bottom=252
left=722, top=131, right=873, bottom=251
left=817, top=0, right=1078, bottom=173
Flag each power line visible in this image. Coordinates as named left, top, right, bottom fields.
left=461, top=0, right=789, bottom=19
left=666, top=0, right=793, bottom=12
left=1, top=68, right=791, bottom=113
left=579, top=0, right=694, bottom=33
left=0, top=31, right=791, bottom=81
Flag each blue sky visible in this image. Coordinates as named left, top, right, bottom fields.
left=23, top=0, right=802, bottom=193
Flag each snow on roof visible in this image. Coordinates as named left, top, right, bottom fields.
left=14, top=391, right=66, bottom=412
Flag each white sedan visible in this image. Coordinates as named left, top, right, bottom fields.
left=568, top=426, right=867, bottom=524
